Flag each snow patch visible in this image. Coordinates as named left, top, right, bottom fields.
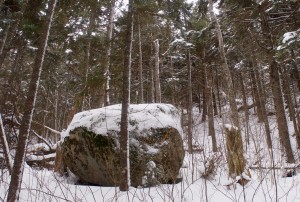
left=277, top=29, right=300, bottom=50
left=27, top=143, right=51, bottom=152
left=282, top=31, right=297, bottom=44
left=26, top=153, right=56, bottom=161
left=220, top=123, right=239, bottom=131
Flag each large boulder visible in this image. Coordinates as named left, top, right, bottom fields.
left=60, top=104, right=185, bottom=187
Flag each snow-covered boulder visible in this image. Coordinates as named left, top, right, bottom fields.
left=60, top=104, right=185, bottom=187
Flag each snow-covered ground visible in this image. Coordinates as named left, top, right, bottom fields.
left=1, top=105, right=300, bottom=201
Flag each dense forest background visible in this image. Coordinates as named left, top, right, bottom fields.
left=1, top=0, right=299, bottom=147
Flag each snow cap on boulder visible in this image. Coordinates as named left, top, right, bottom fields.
left=63, top=103, right=183, bottom=138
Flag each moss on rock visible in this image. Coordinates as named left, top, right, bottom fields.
left=61, top=126, right=184, bottom=187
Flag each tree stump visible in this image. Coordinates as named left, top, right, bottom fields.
left=224, top=125, right=250, bottom=185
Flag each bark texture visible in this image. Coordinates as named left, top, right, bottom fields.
left=0, top=113, right=12, bottom=174
left=104, top=0, right=115, bottom=106
left=119, top=0, right=134, bottom=191
left=270, top=60, right=295, bottom=163
left=137, top=15, right=144, bottom=104
left=225, top=126, right=246, bottom=178
left=7, top=0, right=57, bottom=201
left=207, top=69, right=217, bottom=152
left=187, top=49, right=193, bottom=153
left=154, top=39, right=161, bottom=103
left=208, top=0, right=239, bottom=128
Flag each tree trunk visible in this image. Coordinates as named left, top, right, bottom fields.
left=201, top=64, right=207, bottom=122
left=154, top=39, right=161, bottom=103
left=0, top=113, right=13, bottom=174
left=281, top=66, right=293, bottom=121
left=225, top=126, right=247, bottom=181
left=137, top=15, right=144, bottom=104
left=209, top=0, right=248, bottom=182
left=119, top=0, right=134, bottom=192
left=208, top=0, right=239, bottom=128
left=252, top=62, right=273, bottom=150
left=207, top=68, right=217, bottom=152
left=249, top=62, right=263, bottom=122
left=104, top=0, right=115, bottom=106
left=81, top=10, right=97, bottom=110
left=0, top=0, right=28, bottom=70
left=270, top=60, right=295, bottom=163
left=290, top=50, right=300, bottom=93
left=240, top=72, right=249, bottom=146
left=170, top=55, right=175, bottom=104
left=0, top=23, right=10, bottom=55
left=281, top=65, right=300, bottom=149
left=216, top=74, right=222, bottom=117
left=1, top=38, right=26, bottom=110
left=6, top=0, right=57, bottom=201
left=187, top=49, right=193, bottom=154
left=149, top=46, right=155, bottom=103
left=213, top=90, right=218, bottom=116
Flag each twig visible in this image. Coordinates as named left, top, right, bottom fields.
left=31, top=130, right=53, bottom=151
left=32, top=121, right=61, bottom=135
left=249, top=164, right=300, bottom=170
left=22, top=188, right=72, bottom=201
left=0, top=113, right=13, bottom=174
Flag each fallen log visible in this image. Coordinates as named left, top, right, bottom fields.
left=238, top=102, right=256, bottom=112
left=26, top=153, right=56, bottom=170
left=249, top=164, right=300, bottom=170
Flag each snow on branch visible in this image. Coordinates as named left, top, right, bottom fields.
left=30, top=130, right=54, bottom=151
left=219, top=123, right=239, bottom=131
left=32, top=121, right=61, bottom=135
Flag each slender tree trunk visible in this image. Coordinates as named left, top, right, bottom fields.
left=213, top=91, right=218, bottom=116
left=216, top=74, right=222, bottom=117
left=187, top=49, right=193, bottom=154
left=249, top=62, right=263, bottom=122
left=119, top=0, right=134, bottom=192
left=209, top=0, right=248, bottom=181
left=281, top=65, right=300, bottom=148
left=249, top=59, right=273, bottom=150
left=137, top=15, right=144, bottom=104
left=150, top=60, right=155, bottom=103
left=82, top=10, right=97, bottom=110
left=270, top=60, right=295, bottom=163
left=201, top=64, right=207, bottom=122
left=104, top=0, right=115, bottom=106
left=207, top=68, right=217, bottom=152
left=149, top=40, right=155, bottom=103
left=7, top=0, right=57, bottom=201
left=1, top=38, right=25, bottom=110
left=290, top=50, right=300, bottom=93
left=0, top=23, right=10, bottom=55
left=54, top=88, right=59, bottom=142
left=208, top=0, right=239, bottom=128
left=170, top=55, right=175, bottom=104
left=240, top=72, right=249, bottom=146
left=281, top=66, right=293, bottom=121
left=154, top=39, right=161, bottom=103
left=0, top=113, right=13, bottom=174
left=0, top=0, right=28, bottom=70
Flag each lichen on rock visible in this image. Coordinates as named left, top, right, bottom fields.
left=59, top=104, right=185, bottom=187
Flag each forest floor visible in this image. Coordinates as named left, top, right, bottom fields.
left=1, top=107, right=300, bottom=201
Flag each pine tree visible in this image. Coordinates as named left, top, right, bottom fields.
left=7, top=0, right=57, bottom=200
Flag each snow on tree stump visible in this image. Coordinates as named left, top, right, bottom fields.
left=224, top=124, right=250, bottom=185
left=58, top=104, right=185, bottom=187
